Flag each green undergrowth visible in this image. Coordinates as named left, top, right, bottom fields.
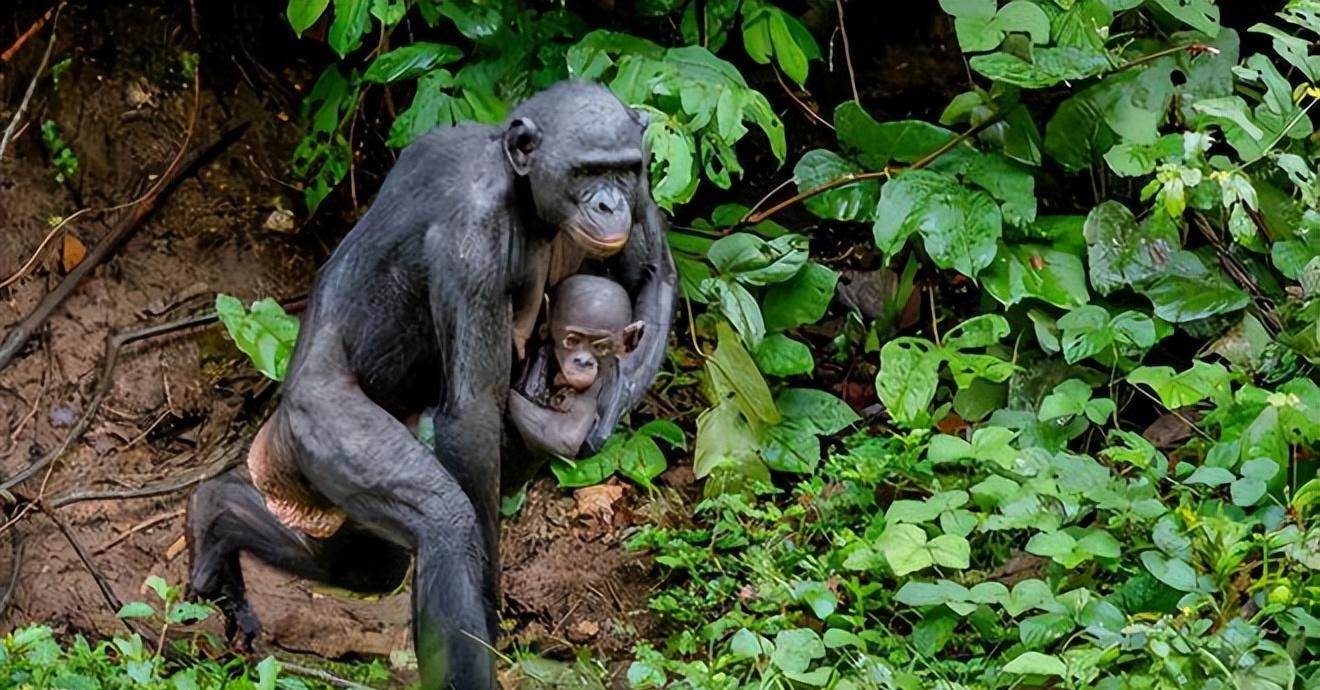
left=0, top=577, right=389, bottom=690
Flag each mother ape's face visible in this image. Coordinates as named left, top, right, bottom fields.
left=525, top=100, right=649, bottom=258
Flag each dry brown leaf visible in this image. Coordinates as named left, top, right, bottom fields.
left=62, top=233, right=86, bottom=273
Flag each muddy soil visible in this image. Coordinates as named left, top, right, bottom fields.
left=0, top=3, right=657, bottom=685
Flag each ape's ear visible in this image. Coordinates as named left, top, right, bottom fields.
left=629, top=108, right=650, bottom=131
left=504, top=117, right=541, bottom=176
left=622, top=320, right=645, bottom=354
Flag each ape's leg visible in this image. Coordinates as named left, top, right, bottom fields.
left=279, top=365, right=493, bottom=690
left=187, top=474, right=411, bottom=646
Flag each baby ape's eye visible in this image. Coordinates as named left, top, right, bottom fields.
left=591, top=339, right=614, bottom=357
left=562, top=334, right=583, bottom=349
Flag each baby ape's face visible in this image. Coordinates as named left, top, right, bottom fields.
left=551, top=319, right=643, bottom=391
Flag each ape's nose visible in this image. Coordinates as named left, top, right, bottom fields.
left=573, top=354, right=597, bottom=370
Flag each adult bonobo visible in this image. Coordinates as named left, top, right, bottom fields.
left=186, top=80, right=675, bottom=690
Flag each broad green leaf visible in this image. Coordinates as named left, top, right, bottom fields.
left=1002, top=651, right=1067, bottom=676
left=770, top=629, right=825, bottom=674
left=327, top=0, right=371, bottom=58
left=775, top=388, right=860, bottom=436
left=1038, top=379, right=1092, bottom=421
left=964, top=153, right=1037, bottom=226
left=707, top=321, right=780, bottom=430
left=762, top=263, right=839, bottom=331
left=1151, top=0, right=1220, bottom=36
left=1127, top=361, right=1231, bottom=409
left=363, top=43, right=463, bottom=83
left=1026, top=530, right=1076, bottom=559
left=794, top=150, right=881, bottom=222
left=943, top=314, right=1011, bottom=351
left=754, top=334, right=814, bottom=377
left=708, top=233, right=809, bottom=286
left=730, top=628, right=767, bottom=660
left=877, top=524, right=934, bottom=576
left=969, top=46, right=1109, bottom=89
left=836, top=103, right=958, bottom=168
left=873, top=170, right=956, bottom=257
left=550, top=451, right=618, bottom=487
left=1138, top=252, right=1250, bottom=323
left=693, top=400, right=759, bottom=479
left=287, top=0, right=331, bottom=34
left=982, top=244, right=1089, bottom=309
left=1045, top=88, right=1117, bottom=172
left=705, top=278, right=765, bottom=349
left=215, top=295, right=300, bottom=382
left=1140, top=551, right=1200, bottom=592
left=895, top=580, right=971, bottom=608
left=256, top=656, right=280, bottom=690
left=619, top=436, right=669, bottom=487
left=1020, top=612, right=1074, bottom=649
left=1083, top=201, right=1180, bottom=295
left=117, top=602, right=155, bottom=620
left=876, top=338, right=942, bottom=428
left=928, top=534, right=971, bottom=569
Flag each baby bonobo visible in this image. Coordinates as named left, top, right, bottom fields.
left=510, top=274, right=644, bottom=458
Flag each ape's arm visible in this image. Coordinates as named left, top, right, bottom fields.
left=583, top=200, right=676, bottom=452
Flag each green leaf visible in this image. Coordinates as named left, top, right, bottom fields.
left=969, top=47, right=1109, bottom=89
left=708, top=233, right=809, bottom=286
left=1139, top=252, right=1250, bottom=323
left=876, top=338, right=942, bottom=428
left=775, top=388, right=860, bottom=436
left=754, top=334, right=814, bottom=377
left=928, top=534, right=971, bottom=569
left=1026, top=530, right=1076, bottom=559
left=166, top=601, right=213, bottom=625
left=1151, top=0, right=1220, bottom=36
left=982, top=244, right=1090, bottom=308
left=835, top=103, right=957, bottom=168
left=287, top=0, right=330, bottom=34
left=1002, top=651, right=1067, bottom=676
left=770, top=629, right=825, bottom=674
left=1140, top=551, right=1201, bottom=592
left=550, top=452, right=618, bottom=488
left=706, top=278, right=765, bottom=349
left=1127, top=361, right=1231, bottom=409
left=762, top=263, right=839, bottom=331
left=116, top=602, right=156, bottom=620
left=794, top=150, right=881, bottom=222
left=878, top=524, right=934, bottom=576
left=214, top=296, right=300, bottom=382
left=363, top=43, right=463, bottom=83
left=256, top=656, right=280, bottom=690
left=1038, top=379, right=1092, bottom=421
left=708, top=321, right=780, bottom=431
left=875, top=170, right=1003, bottom=277
left=619, top=436, right=668, bottom=487
left=693, top=400, right=760, bottom=479
left=1083, top=201, right=1180, bottom=295
left=942, top=314, right=1011, bottom=351
left=895, top=580, right=971, bottom=607
left=730, top=628, right=767, bottom=660
left=327, top=0, right=371, bottom=58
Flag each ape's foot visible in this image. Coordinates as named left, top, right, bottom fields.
left=219, top=599, right=262, bottom=652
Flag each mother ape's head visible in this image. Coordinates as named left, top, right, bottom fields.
left=502, top=80, right=651, bottom=258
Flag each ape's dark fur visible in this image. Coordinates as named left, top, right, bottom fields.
left=186, top=80, right=675, bottom=690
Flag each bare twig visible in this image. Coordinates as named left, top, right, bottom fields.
left=0, top=532, right=23, bottom=620
left=835, top=0, right=859, bottom=103
left=47, top=442, right=243, bottom=510
left=277, top=659, right=382, bottom=690
left=773, top=68, right=832, bottom=129
left=1, top=4, right=57, bottom=61
left=94, top=509, right=185, bottom=555
left=41, top=505, right=130, bottom=627
left=0, top=3, right=65, bottom=165
left=740, top=115, right=1002, bottom=225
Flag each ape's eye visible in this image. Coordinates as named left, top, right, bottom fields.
left=563, top=334, right=583, bottom=349
left=591, top=340, right=614, bottom=357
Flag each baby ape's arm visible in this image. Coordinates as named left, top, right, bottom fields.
left=584, top=200, right=676, bottom=451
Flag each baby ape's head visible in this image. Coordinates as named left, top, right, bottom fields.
left=550, top=274, right=644, bottom=391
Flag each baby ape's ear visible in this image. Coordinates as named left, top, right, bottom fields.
left=622, top=320, right=645, bottom=354
left=504, top=117, right=541, bottom=176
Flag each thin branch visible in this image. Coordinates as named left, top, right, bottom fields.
left=741, top=114, right=1002, bottom=225
left=0, top=3, right=65, bottom=165
left=1116, top=42, right=1215, bottom=73
left=0, top=532, right=23, bottom=620
left=773, top=67, right=832, bottom=129
left=277, top=659, right=383, bottom=690
left=835, top=0, right=859, bottom=104
left=1, top=4, right=57, bottom=61
left=41, top=505, right=129, bottom=626
left=46, top=442, right=243, bottom=510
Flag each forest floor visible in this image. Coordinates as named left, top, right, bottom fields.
left=0, top=2, right=967, bottom=688
left=0, top=4, right=668, bottom=687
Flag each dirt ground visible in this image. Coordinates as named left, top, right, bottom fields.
left=0, top=3, right=661, bottom=686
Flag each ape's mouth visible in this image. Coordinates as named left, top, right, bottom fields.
left=565, top=222, right=628, bottom=258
